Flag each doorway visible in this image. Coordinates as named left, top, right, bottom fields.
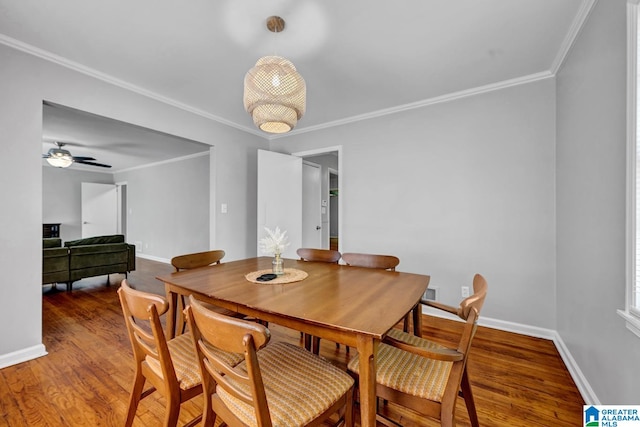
left=293, top=147, right=341, bottom=253
left=329, top=169, right=339, bottom=251
left=81, top=182, right=118, bottom=237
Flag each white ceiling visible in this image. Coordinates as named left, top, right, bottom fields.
left=0, top=0, right=589, bottom=171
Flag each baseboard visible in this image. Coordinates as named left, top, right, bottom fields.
left=421, top=306, right=599, bottom=404
left=0, top=344, right=48, bottom=369
left=135, top=253, right=171, bottom=264
left=551, top=331, right=600, bottom=405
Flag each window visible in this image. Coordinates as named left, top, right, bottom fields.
left=621, top=0, right=640, bottom=338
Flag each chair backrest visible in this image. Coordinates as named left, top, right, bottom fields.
left=117, top=280, right=178, bottom=387
left=185, top=296, right=272, bottom=425
left=296, top=248, right=341, bottom=263
left=341, top=252, right=400, bottom=271
left=171, top=250, right=225, bottom=272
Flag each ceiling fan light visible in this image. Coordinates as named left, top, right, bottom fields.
left=244, top=55, right=306, bottom=134
left=46, top=148, right=73, bottom=168
left=46, top=156, right=73, bottom=168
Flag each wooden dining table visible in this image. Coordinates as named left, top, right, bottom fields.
left=156, top=256, right=430, bottom=427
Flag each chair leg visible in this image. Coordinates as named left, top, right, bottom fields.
left=402, top=312, right=410, bottom=333
left=304, top=333, right=312, bottom=351
left=201, top=393, right=217, bottom=427
left=313, top=336, right=321, bottom=355
left=163, top=395, right=181, bottom=427
left=460, top=367, right=479, bottom=427
left=344, top=386, right=354, bottom=427
left=124, top=370, right=146, bottom=427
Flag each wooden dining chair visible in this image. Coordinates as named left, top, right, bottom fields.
left=170, top=250, right=246, bottom=335
left=347, top=274, right=488, bottom=427
left=185, top=295, right=355, bottom=427
left=341, top=252, right=400, bottom=271
left=296, top=247, right=342, bottom=352
left=117, top=280, right=208, bottom=427
left=297, top=247, right=342, bottom=263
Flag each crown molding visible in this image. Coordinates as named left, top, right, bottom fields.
left=114, top=151, right=210, bottom=174
left=0, top=33, right=262, bottom=137
left=550, top=0, right=599, bottom=74
left=2, top=0, right=597, bottom=142
left=275, top=71, right=555, bottom=139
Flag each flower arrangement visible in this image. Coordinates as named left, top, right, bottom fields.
left=259, top=226, right=290, bottom=256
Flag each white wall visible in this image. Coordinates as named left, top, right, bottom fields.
left=43, top=167, right=115, bottom=242
left=556, top=0, right=640, bottom=404
left=114, top=154, right=210, bottom=261
left=271, top=79, right=557, bottom=329
left=0, top=43, right=264, bottom=364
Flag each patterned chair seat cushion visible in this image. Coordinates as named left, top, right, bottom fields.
left=146, top=332, right=244, bottom=390
left=386, top=328, right=448, bottom=348
left=217, top=341, right=354, bottom=427
left=347, top=329, right=453, bottom=402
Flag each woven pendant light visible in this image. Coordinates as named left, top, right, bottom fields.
left=244, top=16, right=306, bottom=134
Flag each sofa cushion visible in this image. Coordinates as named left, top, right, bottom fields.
left=64, top=235, right=125, bottom=247
left=43, top=238, right=62, bottom=248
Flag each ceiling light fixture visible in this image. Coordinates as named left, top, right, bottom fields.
left=45, top=147, right=73, bottom=168
left=243, top=16, right=306, bottom=134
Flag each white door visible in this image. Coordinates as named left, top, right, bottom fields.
left=82, top=182, right=118, bottom=237
left=302, top=161, right=322, bottom=248
left=257, top=150, right=302, bottom=259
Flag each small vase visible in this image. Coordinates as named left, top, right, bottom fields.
left=272, top=253, right=284, bottom=276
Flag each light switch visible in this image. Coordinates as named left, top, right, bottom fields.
left=221, top=203, right=228, bottom=214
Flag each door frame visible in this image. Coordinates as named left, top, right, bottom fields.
left=292, top=146, right=342, bottom=254
left=302, top=160, right=323, bottom=248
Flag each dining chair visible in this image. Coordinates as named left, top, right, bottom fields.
left=117, top=280, right=207, bottom=427
left=296, top=247, right=342, bottom=263
left=171, top=249, right=226, bottom=271
left=296, top=247, right=342, bottom=352
left=347, top=274, right=488, bottom=427
left=185, top=295, right=355, bottom=427
left=340, top=252, right=400, bottom=271
left=171, top=250, right=247, bottom=335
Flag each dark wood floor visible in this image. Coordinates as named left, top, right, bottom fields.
left=0, top=258, right=584, bottom=426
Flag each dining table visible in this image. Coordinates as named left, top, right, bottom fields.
left=156, top=256, right=430, bottom=427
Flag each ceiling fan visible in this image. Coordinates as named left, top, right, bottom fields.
left=42, top=142, right=112, bottom=168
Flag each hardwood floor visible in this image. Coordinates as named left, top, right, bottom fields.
left=0, top=258, right=584, bottom=426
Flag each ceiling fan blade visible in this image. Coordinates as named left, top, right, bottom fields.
left=71, top=156, right=96, bottom=161
left=75, top=160, right=112, bottom=168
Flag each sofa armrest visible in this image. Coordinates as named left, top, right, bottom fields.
left=43, top=247, right=69, bottom=284
left=127, top=244, right=136, bottom=272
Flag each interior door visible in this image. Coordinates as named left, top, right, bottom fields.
left=257, top=150, right=302, bottom=259
left=302, top=161, right=322, bottom=248
left=81, top=182, right=118, bottom=237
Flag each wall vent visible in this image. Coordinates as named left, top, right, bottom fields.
left=423, top=287, right=439, bottom=301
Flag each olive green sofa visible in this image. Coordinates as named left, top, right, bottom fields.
left=42, top=235, right=136, bottom=291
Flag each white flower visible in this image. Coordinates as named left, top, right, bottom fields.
left=259, top=226, right=290, bottom=256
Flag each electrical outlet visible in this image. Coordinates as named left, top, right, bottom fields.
left=461, top=286, right=470, bottom=298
